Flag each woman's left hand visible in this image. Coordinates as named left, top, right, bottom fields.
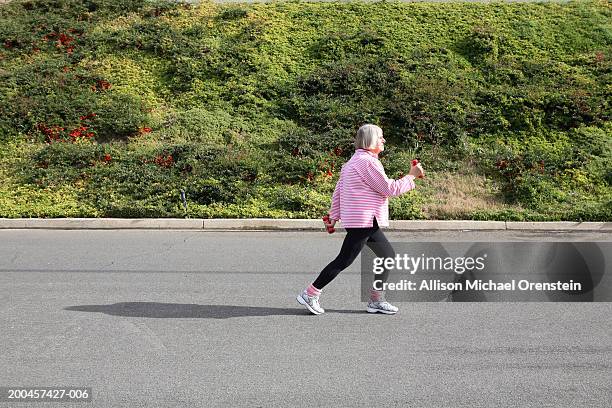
left=325, top=218, right=337, bottom=228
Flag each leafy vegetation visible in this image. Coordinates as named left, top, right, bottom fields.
left=0, top=0, right=610, bottom=220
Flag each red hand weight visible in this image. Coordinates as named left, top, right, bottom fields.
left=412, top=159, right=424, bottom=178
left=322, top=215, right=336, bottom=234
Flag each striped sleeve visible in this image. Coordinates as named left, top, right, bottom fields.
left=361, top=160, right=416, bottom=197
left=329, top=176, right=342, bottom=220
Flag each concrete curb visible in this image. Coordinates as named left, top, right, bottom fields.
left=0, top=218, right=203, bottom=230
left=0, top=218, right=609, bottom=231
left=388, top=220, right=506, bottom=230
left=505, top=222, right=611, bottom=231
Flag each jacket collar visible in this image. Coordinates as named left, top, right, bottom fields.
left=355, top=149, right=379, bottom=158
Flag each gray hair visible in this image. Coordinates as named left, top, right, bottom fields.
left=355, top=124, right=383, bottom=149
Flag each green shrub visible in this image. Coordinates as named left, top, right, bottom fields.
left=484, top=125, right=610, bottom=212
left=277, top=126, right=353, bottom=158
left=264, top=184, right=329, bottom=217
left=93, top=92, right=148, bottom=142
left=389, top=193, right=425, bottom=220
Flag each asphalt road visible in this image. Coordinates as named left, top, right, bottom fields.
left=1, top=229, right=611, bottom=407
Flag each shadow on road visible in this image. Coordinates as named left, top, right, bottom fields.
left=64, top=302, right=364, bottom=318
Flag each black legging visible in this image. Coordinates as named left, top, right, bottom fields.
left=313, top=218, right=395, bottom=289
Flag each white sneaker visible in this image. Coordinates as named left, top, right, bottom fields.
left=297, top=291, right=325, bottom=315
left=367, top=300, right=399, bottom=314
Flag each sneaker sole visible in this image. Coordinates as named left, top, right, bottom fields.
left=296, top=295, right=324, bottom=315
left=366, top=307, right=398, bottom=315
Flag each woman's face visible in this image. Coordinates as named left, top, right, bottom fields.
left=369, top=134, right=385, bottom=154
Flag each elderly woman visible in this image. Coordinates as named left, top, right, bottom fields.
left=297, top=124, right=424, bottom=315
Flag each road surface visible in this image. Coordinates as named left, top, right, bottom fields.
left=1, top=229, right=611, bottom=407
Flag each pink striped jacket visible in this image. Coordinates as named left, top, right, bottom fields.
left=329, top=149, right=416, bottom=228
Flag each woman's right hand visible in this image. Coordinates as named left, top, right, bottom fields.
left=408, top=161, right=425, bottom=179
left=325, top=218, right=337, bottom=228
